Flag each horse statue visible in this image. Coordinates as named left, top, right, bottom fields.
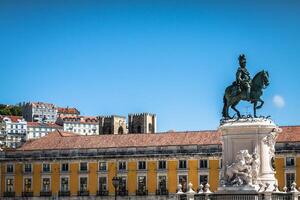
left=222, top=70, right=269, bottom=119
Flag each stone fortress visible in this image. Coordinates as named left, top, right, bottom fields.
left=98, top=113, right=156, bottom=135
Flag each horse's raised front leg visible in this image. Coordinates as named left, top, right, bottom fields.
left=256, top=99, right=264, bottom=109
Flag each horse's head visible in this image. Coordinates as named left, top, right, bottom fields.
left=253, top=70, right=270, bottom=89
left=261, top=70, right=270, bottom=87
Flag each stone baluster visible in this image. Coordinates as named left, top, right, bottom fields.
left=186, top=182, right=196, bottom=200
left=176, top=183, right=184, bottom=194
left=198, top=184, right=204, bottom=194
left=283, top=186, right=287, bottom=193
left=204, top=183, right=212, bottom=200
left=273, top=184, right=280, bottom=193
left=290, top=182, right=300, bottom=200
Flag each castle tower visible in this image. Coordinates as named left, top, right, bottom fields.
left=128, top=113, right=156, bottom=134
left=98, top=115, right=127, bottom=135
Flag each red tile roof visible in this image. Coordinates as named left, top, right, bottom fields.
left=276, top=126, right=300, bottom=143
left=60, top=116, right=98, bottom=124
left=18, top=130, right=220, bottom=151
left=27, top=122, right=63, bottom=129
left=0, top=115, right=24, bottom=123
left=57, top=107, right=80, bottom=115
left=17, top=126, right=300, bottom=151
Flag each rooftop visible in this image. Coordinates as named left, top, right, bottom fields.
left=16, top=125, right=300, bottom=151
left=27, top=122, right=63, bottom=129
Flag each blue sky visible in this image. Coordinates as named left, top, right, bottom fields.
left=0, top=0, right=299, bottom=131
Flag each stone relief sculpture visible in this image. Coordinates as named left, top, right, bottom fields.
left=225, top=150, right=261, bottom=186
left=263, top=131, right=278, bottom=157
left=251, top=152, right=260, bottom=184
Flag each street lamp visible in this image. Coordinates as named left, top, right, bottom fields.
left=112, top=176, right=119, bottom=200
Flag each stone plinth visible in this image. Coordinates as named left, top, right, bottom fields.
left=219, top=118, right=281, bottom=191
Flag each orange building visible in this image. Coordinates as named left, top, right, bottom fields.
left=0, top=126, right=299, bottom=199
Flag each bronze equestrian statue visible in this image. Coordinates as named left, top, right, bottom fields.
left=222, top=54, right=270, bottom=119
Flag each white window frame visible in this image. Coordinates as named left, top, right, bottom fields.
left=60, top=175, right=70, bottom=191
left=61, top=162, right=69, bottom=173
left=157, top=173, right=168, bottom=189
left=23, top=163, right=32, bottom=173
left=285, top=156, right=295, bottom=168
left=118, top=161, right=127, bottom=171
left=42, top=163, right=51, bottom=173
left=178, top=160, right=188, bottom=170
left=199, top=159, right=209, bottom=169
left=137, top=161, right=147, bottom=171
left=198, top=172, right=210, bottom=186
left=23, top=176, right=33, bottom=192
left=136, top=175, right=147, bottom=191
left=41, top=176, right=51, bottom=191
left=6, top=163, right=14, bottom=174
left=78, top=175, right=89, bottom=191
left=98, top=161, right=107, bottom=172
left=5, top=176, right=14, bottom=192
left=79, top=162, right=89, bottom=172
left=157, top=160, right=167, bottom=171
left=98, top=175, right=108, bottom=191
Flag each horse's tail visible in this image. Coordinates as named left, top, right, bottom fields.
left=222, top=95, right=227, bottom=117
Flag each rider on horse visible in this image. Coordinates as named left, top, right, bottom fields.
left=236, top=54, right=251, bottom=100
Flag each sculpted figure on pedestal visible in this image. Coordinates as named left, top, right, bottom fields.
left=225, top=150, right=261, bottom=186
left=222, top=54, right=270, bottom=119
left=225, top=150, right=253, bottom=186
left=251, top=153, right=260, bottom=184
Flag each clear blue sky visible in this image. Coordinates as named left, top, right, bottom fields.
left=0, top=0, right=299, bottom=131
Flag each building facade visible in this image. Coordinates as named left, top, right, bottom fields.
left=0, top=116, right=27, bottom=148
left=0, top=126, right=299, bottom=199
left=22, top=102, right=58, bottom=123
left=128, top=113, right=156, bottom=134
left=58, top=116, right=99, bottom=135
left=27, top=122, right=63, bottom=140
left=98, top=115, right=127, bottom=135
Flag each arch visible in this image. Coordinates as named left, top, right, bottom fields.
left=118, top=126, right=124, bottom=134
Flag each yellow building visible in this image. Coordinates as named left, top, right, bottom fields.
left=0, top=126, right=299, bottom=199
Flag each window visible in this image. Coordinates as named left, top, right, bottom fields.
left=286, top=157, right=295, bottom=167
left=43, top=163, right=50, bottom=172
left=6, top=164, right=14, bottom=173
left=24, top=164, right=32, bottom=173
left=199, top=175, right=208, bottom=185
left=99, top=162, right=107, bottom=171
left=80, top=162, right=88, bottom=172
left=286, top=173, right=295, bottom=190
left=80, top=177, right=88, bottom=191
left=178, top=175, right=187, bottom=192
left=99, top=177, right=107, bottom=192
left=61, top=163, right=69, bottom=172
left=200, top=159, right=208, bottom=169
left=24, top=178, right=32, bottom=192
left=220, top=159, right=223, bottom=169
left=119, top=177, right=127, bottom=192
left=138, top=161, right=146, bottom=170
left=61, top=177, right=69, bottom=191
left=137, top=176, right=146, bottom=192
left=179, top=160, right=187, bottom=169
left=158, top=176, right=167, bottom=191
left=42, top=178, right=51, bottom=192
left=158, top=161, right=166, bottom=170
left=6, top=178, right=14, bottom=192
left=119, top=161, right=126, bottom=171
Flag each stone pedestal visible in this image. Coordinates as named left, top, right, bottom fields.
left=218, top=118, right=281, bottom=191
